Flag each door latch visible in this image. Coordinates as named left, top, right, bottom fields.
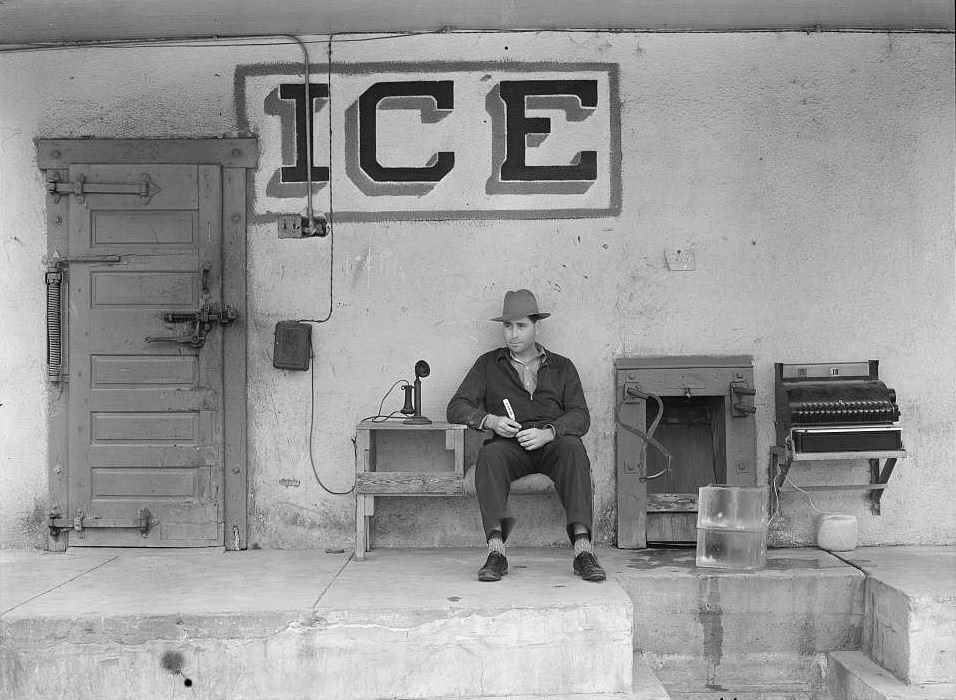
left=730, top=380, right=757, bottom=417
left=146, top=303, right=239, bottom=348
left=46, top=172, right=160, bottom=205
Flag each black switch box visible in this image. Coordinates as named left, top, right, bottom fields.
left=273, top=321, right=311, bottom=370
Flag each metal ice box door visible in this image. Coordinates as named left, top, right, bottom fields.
left=615, top=356, right=757, bottom=548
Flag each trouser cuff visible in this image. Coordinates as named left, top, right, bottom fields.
left=486, top=516, right=516, bottom=543
left=566, top=520, right=592, bottom=543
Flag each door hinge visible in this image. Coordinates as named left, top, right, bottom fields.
left=46, top=172, right=160, bottom=205
left=730, top=380, right=757, bottom=417
left=49, top=508, right=156, bottom=538
left=50, top=255, right=124, bottom=270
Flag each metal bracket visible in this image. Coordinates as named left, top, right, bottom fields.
left=769, top=446, right=898, bottom=517
left=868, top=458, right=897, bottom=515
left=146, top=303, right=239, bottom=349
left=730, top=380, right=757, bottom=417
left=49, top=507, right=156, bottom=538
left=47, top=172, right=160, bottom=205
left=48, top=510, right=63, bottom=538
left=768, top=445, right=792, bottom=515
left=50, top=255, right=123, bottom=271
left=163, top=303, right=239, bottom=327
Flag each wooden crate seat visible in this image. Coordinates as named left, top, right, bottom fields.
left=462, top=463, right=557, bottom=496
left=355, top=422, right=556, bottom=558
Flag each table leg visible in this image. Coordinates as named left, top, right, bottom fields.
left=355, top=494, right=367, bottom=560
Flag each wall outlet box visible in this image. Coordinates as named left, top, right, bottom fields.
left=273, top=321, right=312, bottom=370
left=277, top=215, right=304, bottom=238
left=665, top=248, right=697, bottom=271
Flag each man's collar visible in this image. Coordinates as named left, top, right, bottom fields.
left=498, top=344, right=548, bottom=364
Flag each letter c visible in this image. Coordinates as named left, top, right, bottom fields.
left=358, top=81, right=455, bottom=183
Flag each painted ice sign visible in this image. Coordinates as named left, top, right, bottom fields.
left=236, top=62, right=620, bottom=222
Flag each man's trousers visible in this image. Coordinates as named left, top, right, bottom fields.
left=474, top=435, right=593, bottom=543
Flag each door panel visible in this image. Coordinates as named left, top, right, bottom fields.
left=67, top=163, right=224, bottom=546
left=91, top=211, right=196, bottom=245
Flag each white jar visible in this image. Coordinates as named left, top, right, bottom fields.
left=816, top=514, right=858, bottom=552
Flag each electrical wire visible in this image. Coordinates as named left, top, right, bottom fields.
left=1, top=26, right=949, bottom=54
left=360, top=379, right=412, bottom=423
left=307, top=348, right=354, bottom=495
left=290, top=33, right=338, bottom=494
left=779, top=474, right=839, bottom=516
left=769, top=464, right=782, bottom=524
left=283, top=35, right=315, bottom=233
left=768, top=458, right=840, bottom=526
left=298, top=34, right=335, bottom=325
left=361, top=410, right=413, bottom=423
left=305, top=372, right=411, bottom=493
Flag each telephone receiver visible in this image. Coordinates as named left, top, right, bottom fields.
left=402, top=359, right=433, bottom=424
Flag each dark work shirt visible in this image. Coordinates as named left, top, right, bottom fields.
left=508, top=344, right=546, bottom=399
left=446, top=346, right=590, bottom=438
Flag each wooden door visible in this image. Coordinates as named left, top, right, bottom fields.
left=643, top=396, right=727, bottom=543
left=66, top=163, right=225, bottom=546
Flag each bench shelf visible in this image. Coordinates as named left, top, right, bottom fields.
left=354, top=421, right=466, bottom=559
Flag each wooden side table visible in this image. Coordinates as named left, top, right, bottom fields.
left=354, top=421, right=466, bottom=560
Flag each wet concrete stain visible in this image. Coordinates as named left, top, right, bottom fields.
left=765, top=557, right=823, bottom=570
left=626, top=549, right=839, bottom=572
left=160, top=650, right=185, bottom=674
left=626, top=549, right=696, bottom=569
left=160, top=649, right=193, bottom=688
left=796, top=613, right=817, bottom=656
left=697, top=575, right=726, bottom=691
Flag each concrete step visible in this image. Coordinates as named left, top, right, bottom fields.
left=836, top=547, right=956, bottom=685
left=601, top=547, right=865, bottom=699
left=1, top=548, right=636, bottom=700
left=827, top=650, right=956, bottom=700
left=305, top=549, right=634, bottom=699
left=434, top=651, right=671, bottom=699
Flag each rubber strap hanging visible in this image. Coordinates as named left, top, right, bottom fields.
left=615, top=390, right=673, bottom=482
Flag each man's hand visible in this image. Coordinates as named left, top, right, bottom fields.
left=486, top=415, right=522, bottom=438
left=516, top=427, right=554, bottom=451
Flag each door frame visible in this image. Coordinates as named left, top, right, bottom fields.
left=614, top=355, right=757, bottom=548
left=38, top=138, right=257, bottom=551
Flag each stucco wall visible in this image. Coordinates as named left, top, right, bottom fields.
left=1, top=31, right=953, bottom=550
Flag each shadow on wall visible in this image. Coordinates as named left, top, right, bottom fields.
left=14, top=499, right=48, bottom=548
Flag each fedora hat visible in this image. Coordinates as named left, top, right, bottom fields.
left=491, top=289, right=551, bottom=322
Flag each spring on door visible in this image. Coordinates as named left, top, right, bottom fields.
left=46, top=268, right=62, bottom=382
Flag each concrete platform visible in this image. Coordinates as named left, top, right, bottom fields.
left=829, top=547, right=956, bottom=694
left=1, top=547, right=651, bottom=700
left=4, top=545, right=950, bottom=700
left=601, top=547, right=866, bottom=700
left=827, top=651, right=955, bottom=700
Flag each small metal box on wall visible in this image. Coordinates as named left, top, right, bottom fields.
left=615, top=356, right=757, bottom=548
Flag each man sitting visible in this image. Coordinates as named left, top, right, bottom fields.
left=447, top=289, right=606, bottom=583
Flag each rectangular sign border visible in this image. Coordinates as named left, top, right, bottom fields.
left=235, top=60, right=622, bottom=224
